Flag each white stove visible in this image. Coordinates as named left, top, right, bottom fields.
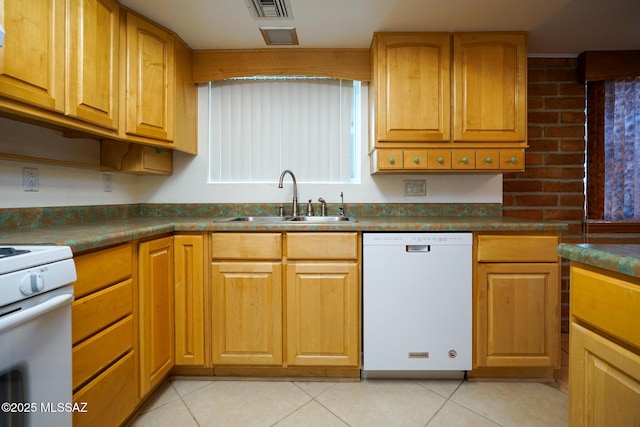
left=0, top=245, right=76, bottom=427
left=0, top=245, right=76, bottom=307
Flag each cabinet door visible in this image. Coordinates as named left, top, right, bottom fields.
left=373, top=33, right=450, bottom=142
left=475, top=262, right=559, bottom=368
left=174, top=235, right=205, bottom=366
left=570, top=323, right=640, bottom=426
left=139, top=236, right=174, bottom=396
left=453, top=33, right=527, bottom=142
left=0, top=0, right=65, bottom=112
left=67, top=0, right=119, bottom=129
left=173, top=37, right=198, bottom=154
left=211, top=262, right=282, bottom=365
left=286, top=262, right=360, bottom=367
left=125, top=12, right=174, bottom=141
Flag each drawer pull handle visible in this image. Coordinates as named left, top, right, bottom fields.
left=389, top=157, right=395, bottom=164
left=461, top=157, right=468, bottom=163
left=413, top=157, right=420, bottom=164
left=509, top=157, right=517, bottom=163
left=437, top=157, right=444, bottom=164
left=485, top=157, right=493, bottom=163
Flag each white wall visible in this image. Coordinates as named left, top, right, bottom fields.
left=0, top=118, right=139, bottom=208
left=140, top=85, right=503, bottom=205
left=1, top=85, right=503, bottom=209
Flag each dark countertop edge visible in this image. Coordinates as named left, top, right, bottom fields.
left=557, top=243, right=640, bottom=279
left=1, top=216, right=568, bottom=254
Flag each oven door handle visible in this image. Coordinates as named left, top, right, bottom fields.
left=0, top=294, right=73, bottom=334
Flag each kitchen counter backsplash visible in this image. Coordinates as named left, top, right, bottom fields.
left=2, top=203, right=503, bottom=230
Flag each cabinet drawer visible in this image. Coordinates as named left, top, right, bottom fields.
left=376, top=149, right=404, bottom=170
left=72, top=279, right=133, bottom=344
left=452, top=149, right=475, bottom=169
left=500, top=149, right=525, bottom=170
left=427, top=149, right=451, bottom=169
left=475, top=149, right=501, bottom=169
left=476, top=235, right=559, bottom=262
left=571, top=264, right=640, bottom=350
left=403, top=149, right=428, bottom=170
left=212, top=233, right=282, bottom=260
left=73, top=315, right=134, bottom=390
left=287, top=232, right=358, bottom=260
left=73, top=351, right=138, bottom=427
left=74, top=244, right=132, bottom=298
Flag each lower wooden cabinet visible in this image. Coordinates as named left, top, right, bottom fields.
left=138, top=236, right=175, bottom=396
left=569, top=262, right=640, bottom=426
left=174, top=234, right=206, bottom=366
left=471, top=234, right=560, bottom=380
left=71, top=243, right=138, bottom=427
left=212, top=260, right=283, bottom=365
left=286, top=262, right=359, bottom=366
left=210, top=232, right=361, bottom=371
left=570, top=323, right=640, bottom=426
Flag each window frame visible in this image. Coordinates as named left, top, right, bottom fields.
left=580, top=50, right=640, bottom=232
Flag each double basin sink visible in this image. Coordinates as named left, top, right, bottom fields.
left=217, top=215, right=356, bottom=223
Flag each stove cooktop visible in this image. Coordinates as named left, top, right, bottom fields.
left=0, top=245, right=73, bottom=275
left=0, top=247, right=31, bottom=258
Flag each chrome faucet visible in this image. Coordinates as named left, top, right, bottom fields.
left=318, top=197, right=327, bottom=216
left=277, top=169, right=299, bottom=217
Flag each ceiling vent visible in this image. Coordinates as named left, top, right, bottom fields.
left=245, top=0, right=293, bottom=19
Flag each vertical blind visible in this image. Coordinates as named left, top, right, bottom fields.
left=603, top=78, right=640, bottom=220
left=208, top=77, right=360, bottom=183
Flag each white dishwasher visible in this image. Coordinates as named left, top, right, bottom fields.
left=362, top=232, right=472, bottom=378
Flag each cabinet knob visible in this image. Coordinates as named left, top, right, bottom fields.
left=413, top=157, right=420, bottom=164
left=437, top=157, right=444, bottom=164
left=461, top=157, right=468, bottom=164
left=389, top=157, right=395, bottom=164
left=485, top=157, right=493, bottom=163
left=509, top=157, right=517, bottom=163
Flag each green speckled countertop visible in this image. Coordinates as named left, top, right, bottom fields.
left=0, top=203, right=567, bottom=253
left=558, top=243, right=640, bottom=279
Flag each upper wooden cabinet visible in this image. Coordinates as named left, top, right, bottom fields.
left=0, top=0, right=65, bottom=112
left=67, top=0, right=120, bottom=130
left=372, top=33, right=451, bottom=142
left=123, top=11, right=174, bottom=142
left=453, top=33, right=527, bottom=142
left=370, top=32, right=527, bottom=174
left=0, top=2, right=197, bottom=155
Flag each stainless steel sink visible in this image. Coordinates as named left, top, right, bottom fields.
left=215, top=216, right=292, bottom=222
left=215, top=215, right=356, bottom=223
left=288, top=216, right=356, bottom=222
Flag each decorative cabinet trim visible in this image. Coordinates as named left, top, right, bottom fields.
left=371, top=147, right=525, bottom=173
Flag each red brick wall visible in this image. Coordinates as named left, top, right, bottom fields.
left=503, top=58, right=640, bottom=332
left=503, top=58, right=586, bottom=332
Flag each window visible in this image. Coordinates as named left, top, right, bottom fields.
left=206, top=77, right=362, bottom=184
left=586, top=78, right=640, bottom=226
left=583, top=50, right=640, bottom=231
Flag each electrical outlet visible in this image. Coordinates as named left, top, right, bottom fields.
left=22, top=168, right=39, bottom=192
left=404, top=179, right=426, bottom=197
left=103, top=174, right=113, bottom=192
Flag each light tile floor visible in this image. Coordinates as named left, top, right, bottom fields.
left=130, top=376, right=568, bottom=427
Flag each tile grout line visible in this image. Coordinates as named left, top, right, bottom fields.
left=170, top=380, right=203, bottom=427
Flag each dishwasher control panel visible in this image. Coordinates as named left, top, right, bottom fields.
left=363, top=232, right=472, bottom=246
